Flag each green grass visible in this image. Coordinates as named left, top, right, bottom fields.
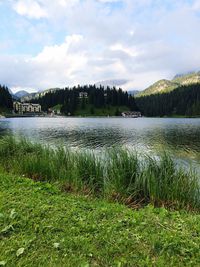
left=0, top=137, right=199, bottom=211
left=0, top=107, right=12, bottom=116
left=163, top=115, right=200, bottom=118
left=52, top=104, right=62, bottom=112
left=0, top=172, right=200, bottom=267
left=74, top=104, right=129, bottom=116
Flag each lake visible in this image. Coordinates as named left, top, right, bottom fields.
left=0, top=117, right=200, bottom=168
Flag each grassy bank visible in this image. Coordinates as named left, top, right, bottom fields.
left=74, top=104, right=129, bottom=116
left=162, top=115, right=200, bottom=118
left=51, top=104, right=130, bottom=116
left=0, top=107, right=12, bottom=117
left=0, top=137, right=199, bottom=211
left=1, top=172, right=200, bottom=266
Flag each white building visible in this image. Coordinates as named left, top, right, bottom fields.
left=121, top=111, right=142, bottom=118
left=79, top=92, right=88, bottom=98
left=14, top=102, right=42, bottom=114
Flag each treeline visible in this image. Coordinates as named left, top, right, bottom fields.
left=0, top=85, right=13, bottom=110
left=136, top=84, right=200, bottom=117
left=32, top=85, right=138, bottom=115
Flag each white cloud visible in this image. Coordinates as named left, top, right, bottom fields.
left=1, top=0, right=200, bottom=92
left=0, top=33, right=174, bottom=92
left=57, top=0, right=79, bottom=6
left=13, top=0, right=48, bottom=19
left=0, top=35, right=88, bottom=90
left=110, top=43, right=138, bottom=58
left=12, top=0, right=80, bottom=19
left=32, top=34, right=88, bottom=84
left=98, top=0, right=121, bottom=2
left=192, top=0, right=200, bottom=10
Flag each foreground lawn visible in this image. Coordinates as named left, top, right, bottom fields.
left=0, top=172, right=200, bottom=267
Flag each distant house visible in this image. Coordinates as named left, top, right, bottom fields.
left=13, top=102, right=41, bottom=114
left=121, top=111, right=142, bottom=118
left=79, top=92, right=88, bottom=98
left=48, top=108, right=61, bottom=115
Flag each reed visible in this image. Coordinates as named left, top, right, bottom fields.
left=0, top=136, right=199, bottom=210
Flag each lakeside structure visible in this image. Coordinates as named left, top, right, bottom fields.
left=79, top=92, right=88, bottom=98
left=13, top=102, right=42, bottom=115
left=121, top=111, right=142, bottom=118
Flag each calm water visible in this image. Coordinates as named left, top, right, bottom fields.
left=0, top=117, right=200, bottom=168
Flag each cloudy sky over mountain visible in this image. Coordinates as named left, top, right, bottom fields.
left=1, top=0, right=200, bottom=92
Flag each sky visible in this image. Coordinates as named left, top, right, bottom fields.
left=1, top=0, right=200, bottom=93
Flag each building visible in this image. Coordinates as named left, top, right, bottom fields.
left=13, top=102, right=42, bottom=114
left=79, top=92, right=88, bottom=98
left=121, top=111, right=142, bottom=118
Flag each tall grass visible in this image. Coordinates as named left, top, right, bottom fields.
left=0, top=136, right=199, bottom=210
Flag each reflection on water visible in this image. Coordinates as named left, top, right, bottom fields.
left=0, top=117, right=200, bottom=167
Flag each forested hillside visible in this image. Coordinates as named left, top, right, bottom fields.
left=0, top=85, right=13, bottom=112
left=32, top=85, right=138, bottom=116
left=1, top=81, right=199, bottom=118
left=137, top=71, right=200, bottom=97
left=136, top=83, right=200, bottom=117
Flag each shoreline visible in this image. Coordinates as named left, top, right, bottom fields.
left=0, top=136, right=199, bottom=211
left=2, top=115, right=200, bottom=119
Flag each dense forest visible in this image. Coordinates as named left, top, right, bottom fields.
left=136, top=83, right=200, bottom=117
left=32, top=85, right=138, bottom=115
left=0, top=85, right=13, bottom=111
left=1, top=82, right=200, bottom=117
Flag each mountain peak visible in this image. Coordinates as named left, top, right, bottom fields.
left=138, top=71, right=200, bottom=97
left=14, top=90, right=30, bottom=99
left=95, top=79, right=128, bottom=88
left=137, top=79, right=179, bottom=97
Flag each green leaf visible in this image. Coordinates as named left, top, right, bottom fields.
left=16, top=248, right=25, bottom=257
left=53, top=243, right=60, bottom=249
left=0, top=261, right=6, bottom=266
left=1, top=225, right=14, bottom=234
left=10, top=209, right=17, bottom=219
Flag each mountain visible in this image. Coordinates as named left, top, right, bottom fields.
left=136, top=83, right=200, bottom=117
left=128, top=90, right=140, bottom=96
left=14, top=90, right=29, bottom=99
left=20, top=92, right=37, bottom=102
left=137, top=79, right=179, bottom=97
left=8, top=88, right=13, bottom=96
left=173, top=71, right=195, bottom=79
left=172, top=71, right=200, bottom=85
left=29, top=85, right=137, bottom=116
left=138, top=71, right=200, bottom=97
left=21, top=88, right=61, bottom=102
left=95, top=79, right=128, bottom=88
left=20, top=82, right=130, bottom=102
